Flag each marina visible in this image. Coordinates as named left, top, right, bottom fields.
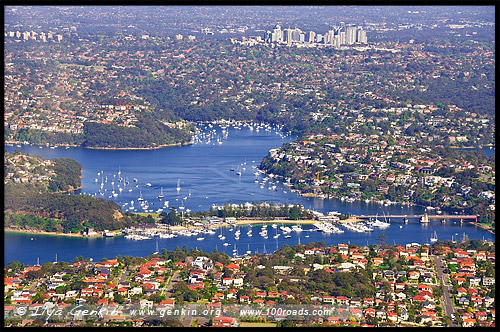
left=4, top=123, right=495, bottom=265
left=5, top=219, right=493, bottom=265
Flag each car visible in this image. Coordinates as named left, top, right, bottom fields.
left=451, top=314, right=455, bottom=320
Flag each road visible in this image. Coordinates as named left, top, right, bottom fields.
left=28, top=277, right=46, bottom=292
left=163, top=272, right=196, bottom=326
left=164, top=271, right=181, bottom=299
left=118, top=267, right=130, bottom=285
left=433, top=255, right=456, bottom=327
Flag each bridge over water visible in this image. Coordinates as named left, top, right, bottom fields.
left=352, top=214, right=478, bottom=223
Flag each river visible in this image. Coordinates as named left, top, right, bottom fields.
left=4, top=124, right=495, bottom=264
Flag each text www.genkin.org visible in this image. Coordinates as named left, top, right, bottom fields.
left=128, top=305, right=335, bottom=320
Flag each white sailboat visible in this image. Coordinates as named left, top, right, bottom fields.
left=273, top=228, right=280, bottom=239
left=430, top=231, right=438, bottom=243
left=157, top=186, right=164, bottom=199
left=176, top=179, right=181, bottom=192
left=138, top=190, right=144, bottom=202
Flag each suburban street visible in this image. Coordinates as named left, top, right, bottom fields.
left=118, top=267, right=130, bottom=285
left=433, top=255, right=457, bottom=327
left=164, top=271, right=181, bottom=299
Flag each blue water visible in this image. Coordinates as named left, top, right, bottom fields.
left=5, top=221, right=494, bottom=265
left=457, top=146, right=495, bottom=158
left=4, top=125, right=495, bottom=265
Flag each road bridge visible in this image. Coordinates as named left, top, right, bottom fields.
left=351, top=214, right=478, bottom=223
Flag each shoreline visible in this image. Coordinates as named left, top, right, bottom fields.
left=4, top=219, right=318, bottom=238
left=5, top=141, right=193, bottom=151
left=57, top=185, right=84, bottom=193
left=84, top=141, right=193, bottom=150
left=470, top=222, right=495, bottom=235
left=4, top=228, right=102, bottom=238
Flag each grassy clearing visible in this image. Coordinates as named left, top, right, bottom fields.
left=240, top=322, right=277, bottom=327
left=134, top=212, right=159, bottom=217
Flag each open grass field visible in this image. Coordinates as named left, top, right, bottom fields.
left=240, top=322, right=277, bottom=327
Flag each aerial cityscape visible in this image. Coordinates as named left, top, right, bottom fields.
left=3, top=6, right=495, bottom=328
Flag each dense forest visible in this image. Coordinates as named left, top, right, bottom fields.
left=5, top=116, right=194, bottom=149
left=4, top=183, right=137, bottom=232
left=82, top=116, right=193, bottom=149
left=48, top=158, right=82, bottom=192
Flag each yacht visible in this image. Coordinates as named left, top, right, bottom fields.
left=430, top=231, right=438, bottom=243
left=157, top=186, right=164, bottom=199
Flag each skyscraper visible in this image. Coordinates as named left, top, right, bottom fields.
left=346, top=27, right=357, bottom=45
left=292, top=28, right=302, bottom=42
left=308, top=31, right=316, bottom=43
left=284, top=28, right=293, bottom=43
left=272, top=25, right=283, bottom=42
left=357, top=28, right=367, bottom=44
left=339, top=31, right=346, bottom=45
